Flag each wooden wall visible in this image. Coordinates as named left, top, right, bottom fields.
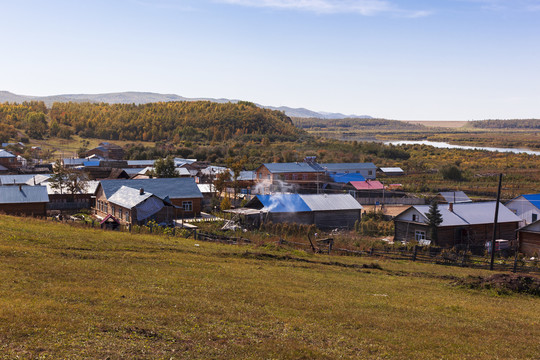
left=0, top=203, right=47, bottom=217
left=518, top=231, right=540, bottom=256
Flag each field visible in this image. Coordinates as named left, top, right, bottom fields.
left=0, top=215, right=539, bottom=359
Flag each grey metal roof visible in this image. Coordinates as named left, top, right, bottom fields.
left=438, top=191, right=472, bottom=203
left=25, top=174, right=51, bottom=186
left=127, top=160, right=156, bottom=167
left=122, top=168, right=146, bottom=175
left=322, top=163, right=377, bottom=171
left=108, top=186, right=154, bottom=209
left=98, top=178, right=203, bottom=200
left=411, top=201, right=520, bottom=227
left=0, top=185, right=49, bottom=204
left=262, top=162, right=323, bottom=173
left=300, top=194, right=363, bottom=211
left=0, top=174, right=36, bottom=185
left=379, top=167, right=404, bottom=173
left=63, top=158, right=85, bottom=166
left=0, top=149, right=16, bottom=158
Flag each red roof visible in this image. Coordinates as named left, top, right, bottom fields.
left=349, top=180, right=384, bottom=190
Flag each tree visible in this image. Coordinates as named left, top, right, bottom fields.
left=49, top=160, right=69, bottom=195
left=25, top=111, right=48, bottom=139
left=213, top=171, right=231, bottom=197
left=440, top=165, right=463, bottom=181
left=153, top=156, right=178, bottom=178
left=425, top=201, right=443, bottom=245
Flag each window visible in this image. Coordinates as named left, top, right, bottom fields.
left=415, top=230, right=426, bottom=242
left=183, top=201, right=193, bottom=212
left=533, top=214, right=538, bottom=222
left=292, top=174, right=298, bottom=180
left=125, top=211, right=130, bottom=222
left=111, top=206, right=115, bottom=216
left=368, top=170, right=373, bottom=176
left=302, top=174, right=308, bottom=180
left=412, top=214, right=418, bottom=222
left=258, top=172, right=262, bottom=179
left=104, top=203, right=108, bottom=213
left=118, top=208, right=123, bottom=220
left=267, top=174, right=271, bottom=180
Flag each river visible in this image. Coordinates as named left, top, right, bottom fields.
left=384, top=140, right=540, bottom=156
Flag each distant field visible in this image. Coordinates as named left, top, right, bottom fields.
left=0, top=215, right=538, bottom=359
left=403, top=120, right=468, bottom=128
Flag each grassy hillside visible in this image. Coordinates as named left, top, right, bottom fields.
left=0, top=215, right=538, bottom=359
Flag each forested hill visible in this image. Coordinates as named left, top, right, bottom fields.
left=0, top=101, right=304, bottom=143
left=469, top=119, right=540, bottom=129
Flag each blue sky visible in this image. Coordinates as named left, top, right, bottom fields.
left=1, top=0, right=539, bottom=120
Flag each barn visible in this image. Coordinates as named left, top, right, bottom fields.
left=229, top=193, right=362, bottom=229
left=0, top=185, right=49, bottom=217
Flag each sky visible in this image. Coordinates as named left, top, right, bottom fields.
left=0, top=0, right=539, bottom=120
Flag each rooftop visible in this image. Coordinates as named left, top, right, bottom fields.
left=0, top=185, right=49, bottom=204
left=98, top=178, right=203, bottom=200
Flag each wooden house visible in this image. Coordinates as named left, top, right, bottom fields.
left=0, top=185, right=49, bottom=217
left=0, top=149, right=22, bottom=171
left=86, top=142, right=125, bottom=160
left=100, top=186, right=178, bottom=225
left=516, top=220, right=540, bottom=256
left=94, top=178, right=203, bottom=220
left=393, top=202, right=521, bottom=250
left=254, top=163, right=327, bottom=193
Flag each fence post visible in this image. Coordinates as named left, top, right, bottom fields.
left=412, top=245, right=417, bottom=262
left=513, top=251, right=518, bottom=273
left=369, top=247, right=374, bottom=256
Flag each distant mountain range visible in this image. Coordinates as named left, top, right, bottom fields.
left=0, top=91, right=372, bottom=120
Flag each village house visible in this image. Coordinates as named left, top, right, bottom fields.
left=321, top=162, right=378, bottom=180
left=393, top=202, right=521, bottom=250
left=94, top=178, right=203, bottom=220
left=99, top=186, right=178, bottom=226
left=516, top=220, right=540, bottom=256
left=0, top=185, right=49, bottom=217
left=505, top=193, right=540, bottom=225
left=378, top=167, right=405, bottom=177
left=227, top=193, right=362, bottom=229
left=254, top=162, right=327, bottom=193
left=0, top=149, right=22, bottom=171
left=86, top=142, right=125, bottom=160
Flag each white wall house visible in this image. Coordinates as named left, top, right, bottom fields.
left=505, top=194, right=540, bottom=225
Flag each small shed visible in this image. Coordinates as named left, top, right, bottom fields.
left=517, top=220, right=540, bottom=256
left=379, top=167, right=405, bottom=176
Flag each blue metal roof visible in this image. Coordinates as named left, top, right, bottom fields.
left=523, top=193, right=540, bottom=210
left=0, top=185, right=49, bottom=204
left=83, top=160, right=101, bottom=167
left=256, top=194, right=311, bottom=213
left=330, top=173, right=366, bottom=183
left=98, top=178, right=203, bottom=200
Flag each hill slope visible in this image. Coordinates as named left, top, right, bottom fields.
left=0, top=91, right=371, bottom=119
left=0, top=215, right=538, bottom=359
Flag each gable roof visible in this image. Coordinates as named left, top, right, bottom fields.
left=0, top=174, right=37, bottom=186
left=349, top=180, right=384, bottom=190
left=98, top=178, right=202, bottom=200
left=438, top=191, right=472, bottom=203
left=522, top=193, right=540, bottom=210
left=0, top=149, right=16, bottom=158
left=108, top=186, right=155, bottom=209
left=399, top=202, right=520, bottom=227
left=0, top=185, right=49, bottom=204
left=261, top=162, right=324, bottom=174
left=379, top=167, right=404, bottom=173
left=247, top=194, right=361, bottom=213
left=300, top=194, right=362, bottom=211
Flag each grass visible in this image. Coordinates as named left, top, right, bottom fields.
left=0, top=215, right=539, bottom=359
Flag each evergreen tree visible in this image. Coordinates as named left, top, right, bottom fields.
left=49, top=160, right=69, bottom=195
left=153, top=156, right=178, bottom=178
left=425, top=201, right=443, bottom=245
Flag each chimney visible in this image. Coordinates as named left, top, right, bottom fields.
left=19, top=184, right=22, bottom=191
left=448, top=202, right=453, bottom=212
left=139, top=188, right=144, bottom=195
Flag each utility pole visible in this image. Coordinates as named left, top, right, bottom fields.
left=490, top=173, right=503, bottom=271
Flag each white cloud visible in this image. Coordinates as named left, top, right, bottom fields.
left=217, top=0, right=430, bottom=17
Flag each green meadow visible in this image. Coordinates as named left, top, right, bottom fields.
left=0, top=215, right=538, bottom=359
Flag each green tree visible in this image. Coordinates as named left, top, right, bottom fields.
left=425, top=201, right=443, bottom=245
left=49, top=160, right=69, bottom=195
left=153, top=156, right=178, bottom=178
left=440, top=165, right=463, bottom=181
left=25, top=111, right=48, bottom=139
